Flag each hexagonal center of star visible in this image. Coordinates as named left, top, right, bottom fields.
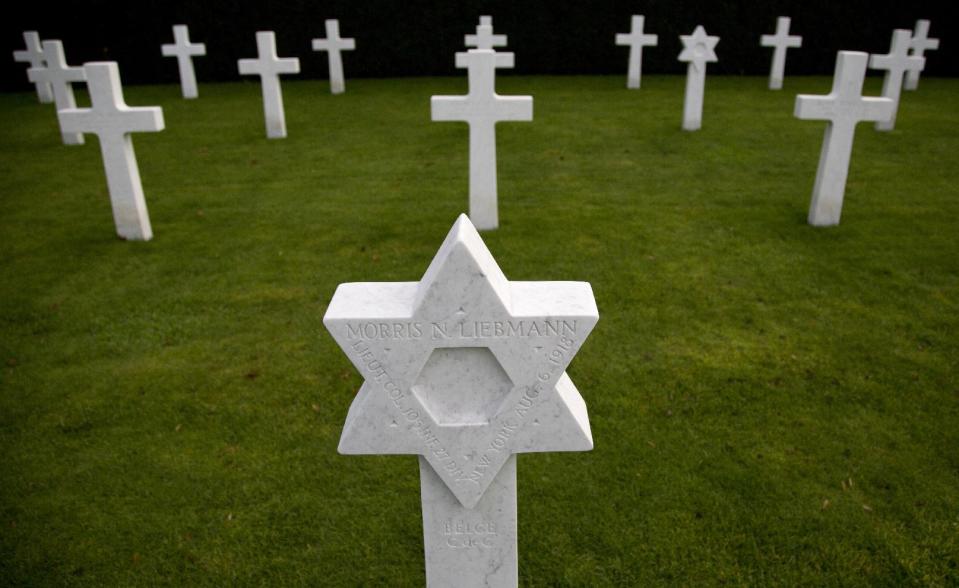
left=412, top=347, right=513, bottom=426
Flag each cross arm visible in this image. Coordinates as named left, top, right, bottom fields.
left=869, top=53, right=924, bottom=72
left=237, top=59, right=260, bottom=75
left=857, top=97, right=896, bottom=122
left=430, top=95, right=470, bottom=121
left=455, top=51, right=514, bottom=69
left=493, top=96, right=533, bottom=121
left=122, top=106, right=165, bottom=133
left=794, top=94, right=836, bottom=121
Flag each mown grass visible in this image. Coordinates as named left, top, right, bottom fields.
left=0, top=74, right=957, bottom=586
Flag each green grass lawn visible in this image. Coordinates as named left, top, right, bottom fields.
left=0, top=74, right=957, bottom=586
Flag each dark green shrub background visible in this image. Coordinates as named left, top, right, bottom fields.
left=4, top=0, right=957, bottom=92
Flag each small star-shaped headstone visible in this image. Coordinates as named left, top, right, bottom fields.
left=678, top=25, right=719, bottom=72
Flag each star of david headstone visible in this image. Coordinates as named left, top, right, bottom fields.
left=677, top=25, right=719, bottom=131
left=324, top=214, right=598, bottom=586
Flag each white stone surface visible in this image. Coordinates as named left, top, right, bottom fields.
left=58, top=62, right=164, bottom=241
left=869, top=29, right=924, bottom=131
left=431, top=50, right=532, bottom=231
left=13, top=31, right=53, bottom=103
left=905, top=20, right=939, bottom=91
left=325, top=214, right=598, bottom=587
left=615, top=15, right=657, bottom=89
left=161, top=24, right=206, bottom=99
left=794, top=51, right=894, bottom=226
left=238, top=31, right=300, bottom=139
left=420, top=455, right=517, bottom=587
left=465, top=16, right=507, bottom=51
left=678, top=26, right=719, bottom=131
left=27, top=40, right=86, bottom=145
left=760, top=17, right=802, bottom=90
left=312, top=19, right=355, bottom=94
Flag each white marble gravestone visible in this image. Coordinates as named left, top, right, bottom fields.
left=238, top=32, right=300, bottom=138
left=794, top=52, right=894, bottom=226
left=13, top=31, right=53, bottom=103
left=678, top=26, right=719, bottom=131
left=27, top=40, right=86, bottom=145
left=161, top=24, right=206, bottom=99
left=431, top=50, right=532, bottom=231
left=869, top=29, right=924, bottom=131
left=312, top=19, right=355, bottom=94
left=465, top=16, right=507, bottom=51
left=760, top=17, right=802, bottom=90
left=615, top=15, right=658, bottom=89
left=905, top=20, right=939, bottom=91
left=325, top=214, right=598, bottom=587
left=58, top=62, right=164, bottom=241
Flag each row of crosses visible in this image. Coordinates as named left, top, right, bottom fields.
left=9, top=22, right=356, bottom=240
left=614, top=16, right=938, bottom=92
left=10, top=16, right=942, bottom=247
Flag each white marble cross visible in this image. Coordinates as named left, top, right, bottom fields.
left=27, top=40, right=86, bottom=145
left=794, top=52, right=894, bottom=226
left=465, top=16, right=507, bottom=51
left=678, top=25, right=719, bottom=131
left=13, top=31, right=53, bottom=103
left=869, top=29, right=924, bottom=131
left=312, top=19, right=355, bottom=94
left=615, top=15, right=658, bottom=89
left=58, top=62, right=165, bottom=241
left=238, top=32, right=300, bottom=138
left=325, top=214, right=597, bottom=587
left=161, top=24, right=206, bottom=99
left=431, top=50, right=532, bottom=231
left=760, top=16, right=802, bottom=90
left=905, top=20, right=939, bottom=91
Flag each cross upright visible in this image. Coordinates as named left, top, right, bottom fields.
left=465, top=15, right=507, bottom=51
left=58, top=62, right=165, bottom=241
left=904, top=20, right=939, bottom=91
left=13, top=31, right=53, bottom=103
left=431, top=50, right=533, bottom=231
left=161, top=24, right=206, bottom=99
left=678, top=25, right=719, bottom=131
left=27, top=40, right=86, bottom=145
left=760, top=16, right=802, bottom=90
left=238, top=31, right=300, bottom=138
left=869, top=29, right=924, bottom=131
left=312, top=19, right=355, bottom=94
left=615, top=15, right=658, bottom=89
left=794, top=51, right=894, bottom=226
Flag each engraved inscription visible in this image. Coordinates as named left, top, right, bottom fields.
left=347, top=327, right=580, bottom=488
left=462, top=334, right=579, bottom=485
left=443, top=519, right=498, bottom=549
left=350, top=340, right=466, bottom=480
left=346, top=319, right=578, bottom=341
